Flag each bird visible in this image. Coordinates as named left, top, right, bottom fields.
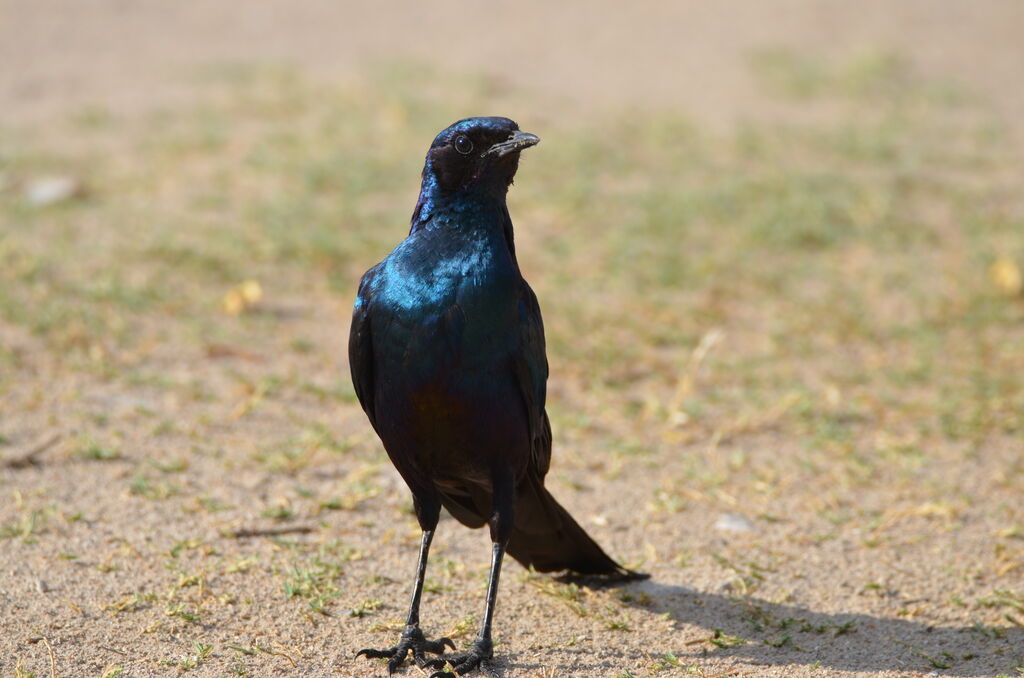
left=348, top=116, right=645, bottom=676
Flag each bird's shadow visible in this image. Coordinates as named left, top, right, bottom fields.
left=609, top=579, right=1024, bottom=676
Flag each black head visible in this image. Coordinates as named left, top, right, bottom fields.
left=423, top=117, right=540, bottom=196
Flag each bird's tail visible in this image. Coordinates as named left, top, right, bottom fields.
left=506, top=474, right=647, bottom=580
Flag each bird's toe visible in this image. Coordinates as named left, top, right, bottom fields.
left=356, top=647, right=398, bottom=659
left=424, top=638, right=494, bottom=677
left=423, top=656, right=448, bottom=671
left=357, top=626, right=454, bottom=673
left=429, top=637, right=457, bottom=654
left=386, top=653, right=408, bottom=674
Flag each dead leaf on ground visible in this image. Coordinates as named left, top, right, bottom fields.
left=223, top=280, right=263, bottom=315
left=990, top=256, right=1023, bottom=296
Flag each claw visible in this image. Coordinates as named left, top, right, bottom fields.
left=386, top=655, right=406, bottom=675
left=423, top=637, right=494, bottom=677
left=355, top=625, right=452, bottom=673
left=356, top=647, right=397, bottom=659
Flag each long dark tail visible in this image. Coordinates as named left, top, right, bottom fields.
left=505, top=474, right=647, bottom=580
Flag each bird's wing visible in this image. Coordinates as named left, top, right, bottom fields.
left=349, top=265, right=380, bottom=428
left=514, top=279, right=553, bottom=477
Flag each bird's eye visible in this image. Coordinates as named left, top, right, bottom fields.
left=454, top=135, right=474, bottom=155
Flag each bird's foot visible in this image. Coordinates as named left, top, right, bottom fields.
left=424, top=636, right=495, bottom=677
left=356, top=625, right=455, bottom=674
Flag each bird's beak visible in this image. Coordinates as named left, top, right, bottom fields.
left=484, top=131, right=541, bottom=158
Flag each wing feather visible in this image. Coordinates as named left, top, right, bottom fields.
left=513, top=280, right=552, bottom=476
left=349, top=265, right=380, bottom=428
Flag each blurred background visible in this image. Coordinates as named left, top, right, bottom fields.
left=5, top=1, right=1024, bottom=132
left=2, top=2, right=1023, bottom=677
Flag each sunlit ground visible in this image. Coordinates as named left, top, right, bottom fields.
left=2, top=53, right=1023, bottom=677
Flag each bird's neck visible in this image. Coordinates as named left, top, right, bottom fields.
left=410, top=172, right=510, bottom=236
left=409, top=170, right=520, bottom=269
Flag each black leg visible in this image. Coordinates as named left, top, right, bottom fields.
left=426, top=470, right=514, bottom=677
left=356, top=494, right=454, bottom=673
left=404, top=528, right=434, bottom=626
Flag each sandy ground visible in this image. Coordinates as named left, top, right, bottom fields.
left=2, top=3, right=1024, bottom=678
left=3, top=0, right=1024, bottom=140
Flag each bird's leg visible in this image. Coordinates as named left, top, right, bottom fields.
left=427, top=471, right=514, bottom=678
left=424, top=539, right=506, bottom=678
left=357, top=497, right=453, bottom=673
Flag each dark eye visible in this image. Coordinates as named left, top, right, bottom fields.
left=454, top=135, right=474, bottom=155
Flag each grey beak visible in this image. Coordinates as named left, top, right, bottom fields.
left=485, top=130, right=541, bottom=158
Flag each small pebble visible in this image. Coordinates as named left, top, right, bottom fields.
left=714, top=513, right=754, bottom=533
left=25, top=176, right=83, bottom=207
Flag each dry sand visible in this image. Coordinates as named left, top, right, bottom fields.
left=2, top=3, right=1023, bottom=678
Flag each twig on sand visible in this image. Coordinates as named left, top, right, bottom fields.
left=255, top=643, right=297, bottom=668
left=228, top=525, right=315, bottom=539
left=99, top=645, right=127, bottom=655
left=41, top=636, right=57, bottom=678
left=2, top=433, right=62, bottom=469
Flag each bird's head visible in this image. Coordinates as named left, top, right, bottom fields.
left=422, top=117, right=540, bottom=198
